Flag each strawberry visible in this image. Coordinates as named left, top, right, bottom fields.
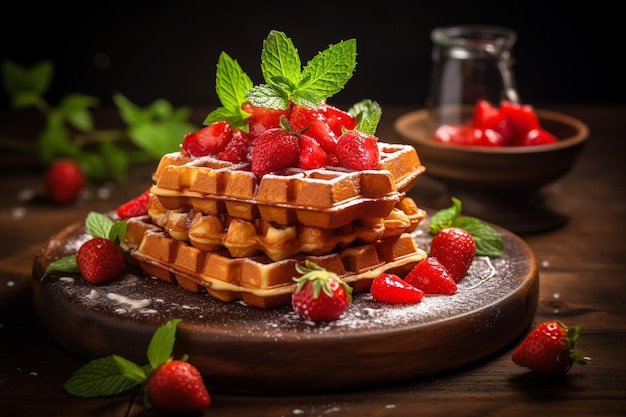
left=116, top=189, right=151, bottom=219
left=181, top=121, right=232, bottom=157
left=44, top=160, right=86, bottom=204
left=147, top=359, right=211, bottom=412
left=512, top=321, right=590, bottom=375
left=335, top=130, right=380, bottom=170
left=250, top=127, right=300, bottom=177
left=370, top=272, right=424, bottom=304
left=322, top=103, right=357, bottom=136
left=299, top=134, right=330, bottom=169
left=430, top=227, right=476, bottom=282
left=76, top=237, right=126, bottom=284
left=499, top=100, right=540, bottom=145
left=217, top=128, right=252, bottom=162
left=404, top=257, right=457, bottom=295
left=289, top=104, right=338, bottom=153
left=521, top=128, right=559, bottom=146
left=292, top=260, right=352, bottom=322
left=243, top=102, right=289, bottom=140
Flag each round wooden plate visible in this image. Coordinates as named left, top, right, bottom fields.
left=32, top=218, right=538, bottom=394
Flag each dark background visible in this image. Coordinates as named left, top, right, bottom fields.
left=1, top=1, right=621, bottom=111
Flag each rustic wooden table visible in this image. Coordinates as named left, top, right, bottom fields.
left=1, top=104, right=624, bottom=416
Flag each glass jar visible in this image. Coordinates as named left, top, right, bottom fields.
left=427, top=25, right=519, bottom=127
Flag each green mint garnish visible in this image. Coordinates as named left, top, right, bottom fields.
left=64, top=318, right=183, bottom=398
left=1, top=60, right=196, bottom=183
left=429, top=197, right=504, bottom=257
left=348, top=99, right=382, bottom=136
left=204, top=30, right=361, bottom=131
left=249, top=30, right=357, bottom=109
left=45, top=211, right=127, bottom=274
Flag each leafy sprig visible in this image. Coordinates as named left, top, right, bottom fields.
left=1, top=60, right=198, bottom=182
left=63, top=318, right=184, bottom=399
left=203, top=30, right=381, bottom=136
left=45, top=211, right=126, bottom=273
left=430, top=197, right=505, bottom=256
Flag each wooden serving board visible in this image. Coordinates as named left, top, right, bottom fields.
left=31, top=218, right=538, bottom=394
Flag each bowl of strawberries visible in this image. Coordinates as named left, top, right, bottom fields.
left=394, top=100, right=589, bottom=191
left=394, top=100, right=589, bottom=233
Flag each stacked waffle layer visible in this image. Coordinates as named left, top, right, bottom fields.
left=126, top=142, right=428, bottom=308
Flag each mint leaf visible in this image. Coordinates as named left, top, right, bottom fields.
left=244, top=83, right=290, bottom=109
left=261, top=30, right=302, bottom=90
left=349, top=99, right=382, bottom=135
left=429, top=197, right=504, bottom=256
left=204, top=52, right=254, bottom=129
left=147, top=318, right=182, bottom=370
left=297, top=38, right=356, bottom=103
left=63, top=355, right=146, bottom=397
left=45, top=255, right=79, bottom=273
left=58, top=93, right=99, bottom=132
left=109, top=219, right=127, bottom=245
left=85, top=211, right=115, bottom=238
left=1, top=59, right=53, bottom=109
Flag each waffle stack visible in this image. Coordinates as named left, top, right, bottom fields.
left=125, top=142, right=428, bottom=308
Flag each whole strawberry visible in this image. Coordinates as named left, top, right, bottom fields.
left=404, top=257, right=457, bottom=295
left=292, top=260, right=352, bottom=322
left=44, top=160, right=86, bottom=204
left=251, top=127, right=300, bottom=177
left=335, top=130, right=380, bottom=170
left=147, top=360, right=211, bottom=412
left=430, top=227, right=476, bottom=282
left=370, top=272, right=424, bottom=304
left=77, top=237, right=125, bottom=284
left=512, top=321, right=589, bottom=375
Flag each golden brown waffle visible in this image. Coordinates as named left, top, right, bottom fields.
left=150, top=143, right=425, bottom=229
left=148, top=194, right=427, bottom=261
left=125, top=215, right=427, bottom=309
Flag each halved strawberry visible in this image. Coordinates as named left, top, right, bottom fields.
left=217, top=128, right=252, bottom=162
left=404, top=257, right=457, bottom=295
left=335, top=130, right=379, bottom=170
left=299, top=134, right=330, bottom=169
left=521, top=128, right=558, bottom=146
left=289, top=104, right=338, bottom=153
left=370, top=272, right=424, bottom=304
left=242, top=102, right=289, bottom=140
left=499, top=100, right=540, bottom=145
left=181, top=121, right=232, bottom=157
left=116, top=189, right=151, bottom=219
left=250, top=128, right=300, bottom=177
left=322, top=103, right=357, bottom=136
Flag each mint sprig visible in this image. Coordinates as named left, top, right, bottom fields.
left=63, top=318, right=184, bottom=398
left=429, top=197, right=504, bottom=256
left=45, top=211, right=127, bottom=273
left=1, top=60, right=197, bottom=182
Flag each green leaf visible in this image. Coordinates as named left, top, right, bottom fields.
left=261, top=30, right=302, bottom=90
left=349, top=99, right=382, bottom=135
left=46, top=255, right=79, bottom=273
left=1, top=60, right=53, bottom=109
left=58, top=93, right=99, bottom=132
left=108, top=219, right=127, bottom=245
left=147, top=318, right=182, bottom=370
left=63, top=355, right=146, bottom=397
left=429, top=197, right=504, bottom=256
left=298, top=38, right=357, bottom=102
left=244, top=83, right=290, bottom=110
left=215, top=52, right=253, bottom=113
left=37, top=110, right=81, bottom=164
left=127, top=122, right=185, bottom=158
left=429, top=197, right=462, bottom=235
left=85, top=211, right=115, bottom=238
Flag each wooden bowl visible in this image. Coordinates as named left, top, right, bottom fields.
left=394, top=109, right=589, bottom=191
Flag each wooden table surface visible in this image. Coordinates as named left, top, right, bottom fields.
left=1, top=103, right=625, bottom=416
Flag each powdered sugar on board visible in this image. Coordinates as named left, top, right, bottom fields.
left=41, top=223, right=530, bottom=338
